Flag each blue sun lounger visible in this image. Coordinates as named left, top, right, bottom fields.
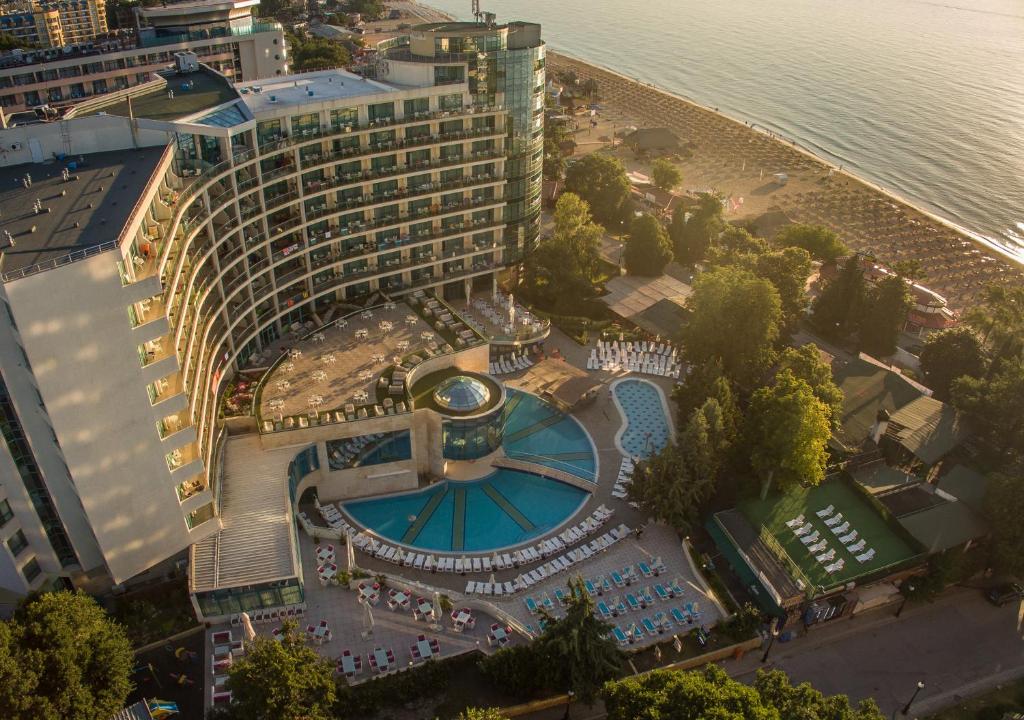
left=585, top=579, right=597, bottom=596
left=626, top=593, right=641, bottom=611
left=628, top=623, right=644, bottom=641
left=542, top=595, right=554, bottom=611
left=612, top=626, right=628, bottom=645
left=611, top=570, right=625, bottom=587
left=524, top=596, right=538, bottom=614
left=554, top=588, right=566, bottom=605
left=654, top=584, right=670, bottom=601
left=642, top=617, right=658, bottom=635
left=601, top=576, right=613, bottom=594
left=615, top=598, right=628, bottom=615
left=642, top=588, right=654, bottom=606
left=638, top=562, right=654, bottom=578
left=686, top=601, right=702, bottom=620
left=654, top=610, right=671, bottom=630
left=597, top=600, right=613, bottom=618
left=671, top=607, right=688, bottom=624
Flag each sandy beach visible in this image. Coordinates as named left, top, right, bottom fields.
left=546, top=51, right=1022, bottom=312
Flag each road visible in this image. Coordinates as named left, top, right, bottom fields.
left=518, top=588, right=1024, bottom=719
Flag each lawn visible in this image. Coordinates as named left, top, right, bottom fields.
left=926, top=676, right=1024, bottom=719
left=739, top=478, right=920, bottom=590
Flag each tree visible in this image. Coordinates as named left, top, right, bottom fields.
left=984, top=471, right=1024, bottom=576
left=457, top=709, right=509, bottom=720
left=964, top=283, right=1024, bottom=367
left=224, top=622, right=336, bottom=720
left=775, top=223, right=848, bottom=261
left=628, top=444, right=695, bottom=533
left=603, top=665, right=884, bottom=720
left=0, top=591, right=133, bottom=720
left=682, top=265, right=783, bottom=387
left=755, top=246, right=813, bottom=332
left=811, top=255, right=865, bottom=340
left=623, top=213, right=673, bottom=276
left=745, top=370, right=831, bottom=498
left=951, top=358, right=1024, bottom=467
left=288, top=35, right=351, bottom=71
left=776, top=344, right=844, bottom=429
left=919, top=327, right=986, bottom=400
left=524, top=192, right=602, bottom=304
left=564, top=154, right=632, bottom=226
left=671, top=192, right=724, bottom=266
left=858, top=275, right=912, bottom=357
left=543, top=133, right=566, bottom=181
left=650, top=157, right=681, bottom=191
left=345, top=0, right=383, bottom=17
left=536, top=577, right=623, bottom=704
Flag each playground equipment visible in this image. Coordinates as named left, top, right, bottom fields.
left=148, top=699, right=179, bottom=719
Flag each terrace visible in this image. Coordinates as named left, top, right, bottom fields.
left=738, top=477, right=923, bottom=593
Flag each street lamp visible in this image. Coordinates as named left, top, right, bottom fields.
left=901, top=681, right=925, bottom=715
left=562, top=690, right=575, bottom=720
left=896, top=583, right=914, bottom=618
left=760, top=619, right=780, bottom=663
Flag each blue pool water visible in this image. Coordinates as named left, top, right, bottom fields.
left=342, top=390, right=597, bottom=552
left=614, top=379, right=671, bottom=459
left=343, top=470, right=588, bottom=552
left=503, top=390, right=596, bottom=480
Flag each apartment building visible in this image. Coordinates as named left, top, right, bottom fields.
left=0, top=19, right=543, bottom=597
left=0, top=0, right=108, bottom=50
left=0, top=0, right=286, bottom=113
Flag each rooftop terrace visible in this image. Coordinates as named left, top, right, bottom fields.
left=237, top=70, right=398, bottom=114
left=83, top=70, right=241, bottom=122
left=0, top=147, right=167, bottom=279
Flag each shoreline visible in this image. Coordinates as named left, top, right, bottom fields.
left=549, top=50, right=1023, bottom=270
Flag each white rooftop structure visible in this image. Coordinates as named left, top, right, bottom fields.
left=237, top=69, right=399, bottom=113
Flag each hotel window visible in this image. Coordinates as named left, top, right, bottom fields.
left=438, top=93, right=463, bottom=111
left=403, top=97, right=429, bottom=118
left=22, top=557, right=41, bottom=582
left=367, top=101, right=394, bottom=123
left=256, top=119, right=282, bottom=146
left=434, top=66, right=464, bottom=86
left=0, top=499, right=12, bottom=526
left=7, top=529, right=28, bottom=556
left=290, top=112, right=319, bottom=136
left=330, top=107, right=358, bottom=130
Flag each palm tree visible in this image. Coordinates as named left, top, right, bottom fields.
left=537, top=576, right=624, bottom=709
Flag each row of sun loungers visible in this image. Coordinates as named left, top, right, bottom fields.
left=787, top=507, right=879, bottom=572
left=490, top=352, right=533, bottom=375
left=612, top=457, right=635, bottom=499
left=611, top=605, right=700, bottom=645
left=465, top=522, right=633, bottom=596
left=587, top=339, right=682, bottom=378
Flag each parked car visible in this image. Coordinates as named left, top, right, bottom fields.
left=986, top=583, right=1024, bottom=607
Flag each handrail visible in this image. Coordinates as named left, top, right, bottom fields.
left=2, top=239, right=120, bottom=282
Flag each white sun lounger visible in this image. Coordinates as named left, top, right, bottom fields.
left=856, top=549, right=876, bottom=563
left=816, top=505, right=835, bottom=518
left=824, top=559, right=845, bottom=574
left=785, top=514, right=806, bottom=529
left=794, top=522, right=813, bottom=536
left=824, top=512, right=845, bottom=527
left=848, top=539, right=866, bottom=553
left=839, top=531, right=858, bottom=545
left=816, top=549, right=836, bottom=563
left=808, top=540, right=827, bottom=553
left=800, top=530, right=821, bottom=544
left=830, top=521, right=851, bottom=535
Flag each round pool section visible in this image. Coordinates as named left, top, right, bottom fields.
left=613, top=378, right=672, bottom=459
left=433, top=375, right=492, bottom=412
left=343, top=470, right=589, bottom=552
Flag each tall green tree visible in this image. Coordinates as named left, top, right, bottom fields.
left=288, top=34, right=351, bottom=71
left=623, top=213, right=673, bottom=276
left=536, top=577, right=623, bottom=704
left=984, top=470, right=1024, bottom=576
left=682, top=265, right=783, bottom=387
left=755, top=246, right=813, bottom=332
left=670, top=192, right=724, bottom=266
left=604, top=666, right=885, bottom=720
left=776, top=344, right=844, bottom=429
left=0, top=591, right=133, bottom=720
left=951, top=358, right=1024, bottom=467
left=858, top=275, right=912, bottom=357
left=919, top=327, right=986, bottom=400
left=812, top=256, right=865, bottom=340
left=650, top=157, right=682, bottom=191
left=745, top=370, right=831, bottom=498
left=524, top=192, right=602, bottom=305
left=705, top=224, right=769, bottom=267
left=775, top=223, right=848, bottom=261
left=564, top=154, right=632, bottom=226
left=964, top=283, right=1024, bottom=368
left=224, top=622, right=336, bottom=720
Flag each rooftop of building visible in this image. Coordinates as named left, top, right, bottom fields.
left=81, top=69, right=241, bottom=122
left=886, top=395, right=969, bottom=465
left=831, top=353, right=928, bottom=451
left=139, top=0, right=259, bottom=16
left=236, top=69, right=398, bottom=114
left=0, top=146, right=167, bottom=278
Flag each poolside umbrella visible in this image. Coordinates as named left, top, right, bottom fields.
left=240, top=612, right=256, bottom=643
left=491, top=552, right=500, bottom=569
left=346, top=538, right=355, bottom=573
left=394, top=547, right=405, bottom=565
left=489, top=572, right=496, bottom=587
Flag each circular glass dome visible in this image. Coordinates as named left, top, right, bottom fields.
left=433, top=375, right=491, bottom=413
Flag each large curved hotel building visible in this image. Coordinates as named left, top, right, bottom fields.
left=0, top=18, right=545, bottom=608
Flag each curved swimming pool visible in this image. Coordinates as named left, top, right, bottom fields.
left=344, top=469, right=588, bottom=552
left=341, top=390, right=597, bottom=552
left=613, top=378, right=672, bottom=459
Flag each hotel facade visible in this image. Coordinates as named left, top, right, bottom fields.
left=0, top=20, right=544, bottom=602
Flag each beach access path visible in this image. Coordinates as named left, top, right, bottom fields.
left=548, top=51, right=1024, bottom=312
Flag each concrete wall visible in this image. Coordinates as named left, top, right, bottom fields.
left=5, top=250, right=219, bottom=584
left=0, top=115, right=173, bottom=168
left=383, top=60, right=439, bottom=88
left=238, top=30, right=288, bottom=80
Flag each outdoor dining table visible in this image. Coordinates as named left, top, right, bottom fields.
left=415, top=598, right=433, bottom=619
left=339, top=652, right=358, bottom=676
left=315, top=545, right=335, bottom=563
left=488, top=624, right=510, bottom=646
left=451, top=608, right=473, bottom=629
left=390, top=589, right=410, bottom=607
left=415, top=638, right=434, bottom=660
left=372, top=647, right=391, bottom=672
left=318, top=563, right=337, bottom=581
left=358, top=583, right=380, bottom=605
left=312, top=621, right=331, bottom=643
